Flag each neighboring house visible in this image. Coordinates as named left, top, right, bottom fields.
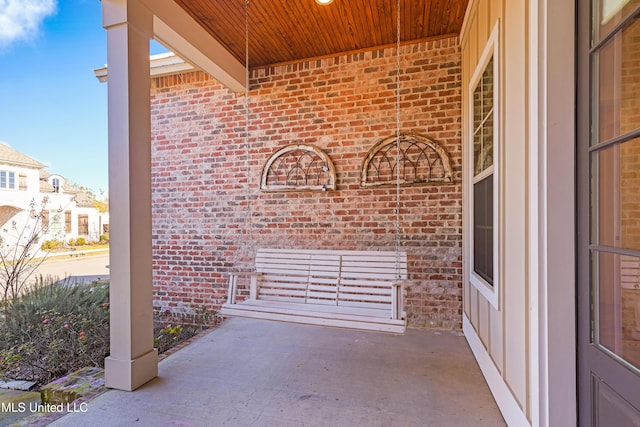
left=0, top=143, right=108, bottom=248
left=98, top=1, right=638, bottom=426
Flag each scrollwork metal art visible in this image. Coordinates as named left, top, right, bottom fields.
left=361, top=133, right=453, bottom=187
left=260, top=144, right=336, bottom=192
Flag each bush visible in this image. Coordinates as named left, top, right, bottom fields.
left=99, top=234, right=109, bottom=244
left=152, top=306, right=217, bottom=354
left=41, top=239, right=62, bottom=250
left=0, top=277, right=109, bottom=385
left=0, top=278, right=215, bottom=386
left=75, top=237, right=86, bottom=246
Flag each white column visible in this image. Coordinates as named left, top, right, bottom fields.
left=102, top=0, right=158, bottom=391
left=529, top=0, right=577, bottom=425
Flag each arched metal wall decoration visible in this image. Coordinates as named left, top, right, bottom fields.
left=260, top=144, right=336, bottom=192
left=360, top=133, right=453, bottom=187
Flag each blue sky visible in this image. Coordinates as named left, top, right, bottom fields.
left=0, top=0, right=109, bottom=197
left=0, top=1, right=172, bottom=199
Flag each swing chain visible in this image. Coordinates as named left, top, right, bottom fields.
left=244, top=0, right=255, bottom=265
left=395, top=0, right=402, bottom=280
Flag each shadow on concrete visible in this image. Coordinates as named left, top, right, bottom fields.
left=49, top=317, right=505, bottom=427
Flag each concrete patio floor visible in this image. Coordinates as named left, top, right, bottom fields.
left=50, top=317, right=505, bottom=427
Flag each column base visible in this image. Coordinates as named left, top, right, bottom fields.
left=105, top=349, right=158, bottom=391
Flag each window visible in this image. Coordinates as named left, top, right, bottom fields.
left=52, top=178, right=60, bottom=193
left=0, top=171, right=16, bottom=190
left=50, top=211, right=62, bottom=234
left=589, top=6, right=640, bottom=371
left=468, top=23, right=499, bottom=308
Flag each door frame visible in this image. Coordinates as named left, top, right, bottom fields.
left=577, top=0, right=591, bottom=423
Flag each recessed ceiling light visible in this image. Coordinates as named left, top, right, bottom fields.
left=315, top=0, right=334, bottom=5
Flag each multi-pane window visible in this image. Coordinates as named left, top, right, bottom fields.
left=0, top=171, right=16, bottom=190
left=589, top=1, right=640, bottom=371
left=473, top=56, right=495, bottom=286
left=49, top=211, right=62, bottom=234
left=469, top=25, right=499, bottom=307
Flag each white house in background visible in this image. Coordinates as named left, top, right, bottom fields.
left=0, top=143, right=108, bottom=248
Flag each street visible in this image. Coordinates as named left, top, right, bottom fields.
left=32, top=253, right=110, bottom=284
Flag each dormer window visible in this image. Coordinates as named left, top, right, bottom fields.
left=52, top=177, right=60, bottom=193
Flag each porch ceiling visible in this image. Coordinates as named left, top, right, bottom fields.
left=173, top=0, right=469, bottom=68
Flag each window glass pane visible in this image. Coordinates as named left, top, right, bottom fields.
left=594, top=16, right=640, bottom=144
left=592, top=137, right=640, bottom=250
left=473, top=83, right=483, bottom=128
left=473, top=56, right=494, bottom=176
left=482, top=111, right=494, bottom=168
left=474, top=174, right=494, bottom=286
left=0, top=171, right=6, bottom=188
left=474, top=112, right=494, bottom=175
left=473, top=128, right=483, bottom=175
left=594, top=251, right=640, bottom=371
left=595, top=0, right=640, bottom=42
left=8, top=172, right=15, bottom=189
left=481, top=57, right=494, bottom=115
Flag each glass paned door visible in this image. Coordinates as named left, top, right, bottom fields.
left=579, top=0, right=640, bottom=424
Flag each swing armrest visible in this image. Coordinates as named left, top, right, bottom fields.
left=227, top=270, right=263, bottom=303
left=391, top=280, right=407, bottom=321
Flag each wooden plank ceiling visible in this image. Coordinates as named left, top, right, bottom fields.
left=173, top=0, right=469, bottom=68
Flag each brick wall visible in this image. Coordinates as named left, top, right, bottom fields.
left=151, top=36, right=463, bottom=329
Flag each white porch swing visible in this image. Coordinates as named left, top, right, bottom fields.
left=220, top=0, right=408, bottom=333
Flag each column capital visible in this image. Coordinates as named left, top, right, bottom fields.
left=102, top=0, right=153, bottom=37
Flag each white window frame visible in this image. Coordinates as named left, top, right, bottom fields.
left=468, top=23, right=500, bottom=309
left=0, top=170, right=16, bottom=190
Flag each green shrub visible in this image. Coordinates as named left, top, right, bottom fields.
left=99, top=233, right=109, bottom=244
left=0, top=279, right=214, bottom=386
left=75, top=237, right=86, bottom=246
left=0, top=277, right=109, bottom=385
left=67, top=238, right=76, bottom=247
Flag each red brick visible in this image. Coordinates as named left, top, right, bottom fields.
left=150, top=37, right=463, bottom=330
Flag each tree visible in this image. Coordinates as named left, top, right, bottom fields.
left=93, top=198, right=108, bottom=213
left=0, top=197, right=51, bottom=306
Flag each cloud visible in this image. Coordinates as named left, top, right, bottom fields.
left=0, top=0, right=57, bottom=48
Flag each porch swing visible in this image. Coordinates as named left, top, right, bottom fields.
left=219, top=0, right=408, bottom=334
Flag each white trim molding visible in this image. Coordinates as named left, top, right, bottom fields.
left=467, top=22, right=500, bottom=309
left=464, top=315, right=531, bottom=426
left=94, top=52, right=196, bottom=83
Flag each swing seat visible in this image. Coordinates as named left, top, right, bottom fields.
left=220, top=248, right=408, bottom=333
